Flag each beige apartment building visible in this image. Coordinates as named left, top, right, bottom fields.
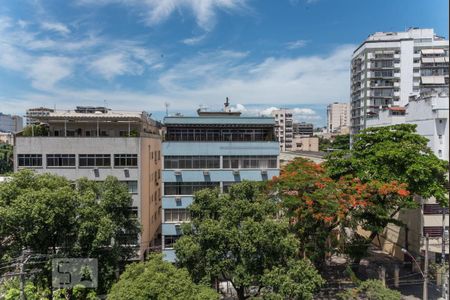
left=14, top=106, right=162, bottom=259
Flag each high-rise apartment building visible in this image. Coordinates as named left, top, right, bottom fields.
left=14, top=107, right=162, bottom=259
left=161, top=101, right=280, bottom=262
left=351, top=28, right=449, bottom=134
left=327, top=102, right=350, bottom=134
left=271, top=109, right=293, bottom=152
left=293, top=122, right=314, bottom=137
left=0, top=113, right=23, bottom=133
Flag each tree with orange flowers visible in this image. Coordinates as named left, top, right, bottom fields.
left=271, top=157, right=413, bottom=265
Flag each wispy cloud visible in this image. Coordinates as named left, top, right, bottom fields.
left=29, top=56, right=73, bottom=90
left=182, top=34, right=207, bottom=45
left=286, top=39, right=309, bottom=49
left=41, top=21, right=71, bottom=35
left=76, top=0, right=250, bottom=31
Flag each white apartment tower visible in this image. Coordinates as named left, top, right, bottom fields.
left=271, top=109, right=293, bottom=152
left=327, top=102, right=350, bottom=134
left=351, top=28, right=449, bottom=134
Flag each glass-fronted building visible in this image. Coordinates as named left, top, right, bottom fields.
left=161, top=108, right=280, bottom=261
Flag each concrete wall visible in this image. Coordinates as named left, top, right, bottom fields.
left=291, top=136, right=319, bottom=152
left=139, top=137, right=162, bottom=259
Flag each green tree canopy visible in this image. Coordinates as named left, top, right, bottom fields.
left=0, top=170, right=140, bottom=294
left=337, top=280, right=401, bottom=300
left=325, top=124, right=448, bottom=206
left=174, top=181, right=324, bottom=300
left=0, top=143, right=13, bottom=174
left=108, top=254, right=219, bottom=300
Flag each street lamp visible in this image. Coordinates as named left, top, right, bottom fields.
left=402, top=243, right=429, bottom=300
left=401, top=248, right=424, bottom=277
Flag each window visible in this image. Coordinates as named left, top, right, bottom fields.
left=18, top=154, right=42, bottom=167
left=123, top=181, right=138, bottom=193
left=164, top=182, right=220, bottom=195
left=47, top=154, right=76, bottom=167
left=223, top=156, right=277, bottom=169
left=164, top=156, right=220, bottom=169
left=128, top=206, right=138, bottom=218
left=164, top=235, right=180, bottom=248
left=164, top=209, right=191, bottom=222
left=114, top=154, right=138, bottom=167
left=79, top=154, right=111, bottom=167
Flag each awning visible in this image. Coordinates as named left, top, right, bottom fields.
left=421, top=48, right=445, bottom=55
left=421, top=76, right=446, bottom=84
left=422, top=57, right=447, bottom=63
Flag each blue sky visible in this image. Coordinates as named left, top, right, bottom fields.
left=0, top=0, right=448, bottom=126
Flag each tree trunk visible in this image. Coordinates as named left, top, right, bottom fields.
left=237, top=286, right=246, bottom=300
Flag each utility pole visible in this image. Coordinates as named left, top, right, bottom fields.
left=424, top=233, right=429, bottom=300
left=442, top=208, right=447, bottom=300
left=19, top=249, right=31, bottom=300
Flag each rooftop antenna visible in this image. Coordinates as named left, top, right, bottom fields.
left=165, top=102, right=170, bottom=116
left=224, top=97, right=230, bottom=112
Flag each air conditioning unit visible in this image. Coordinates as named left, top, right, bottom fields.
left=175, top=196, right=181, bottom=201
left=261, top=169, right=268, bottom=175
left=174, top=169, right=182, bottom=176
left=93, top=168, right=100, bottom=178
left=124, top=168, right=130, bottom=178
left=232, top=170, right=240, bottom=175
left=203, top=170, right=210, bottom=176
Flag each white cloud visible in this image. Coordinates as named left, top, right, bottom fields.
left=77, top=0, right=249, bottom=31
left=182, top=34, right=207, bottom=45
left=88, top=45, right=160, bottom=80
left=29, top=56, right=73, bottom=90
left=229, top=104, right=321, bottom=122
left=89, top=52, right=143, bottom=80
left=286, top=39, right=309, bottom=49
left=41, top=21, right=71, bottom=35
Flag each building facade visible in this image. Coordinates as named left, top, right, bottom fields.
left=14, top=107, right=162, bottom=259
left=293, top=122, right=314, bottom=137
left=366, top=91, right=449, bottom=261
left=351, top=28, right=449, bottom=135
left=161, top=106, right=280, bottom=262
left=26, top=107, right=55, bottom=125
left=0, top=113, right=23, bottom=133
left=270, top=109, right=293, bottom=152
left=327, top=102, right=350, bottom=134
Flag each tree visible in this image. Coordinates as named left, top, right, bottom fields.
left=326, top=124, right=448, bottom=206
left=108, top=254, right=218, bottom=300
left=0, top=170, right=140, bottom=294
left=270, top=158, right=411, bottom=265
left=174, top=182, right=324, bottom=300
left=0, top=143, right=13, bottom=174
left=337, top=280, right=401, bottom=300
left=319, top=135, right=350, bottom=152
